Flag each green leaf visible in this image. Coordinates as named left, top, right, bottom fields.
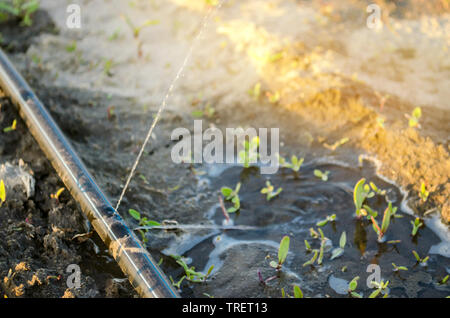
left=278, top=236, right=290, bottom=265
left=412, top=250, right=421, bottom=262
left=381, top=203, right=392, bottom=234
left=412, top=107, right=422, bottom=119
left=348, top=276, right=359, bottom=291
left=0, top=179, right=5, bottom=204
left=142, top=220, right=160, bottom=227
left=221, top=187, right=233, bottom=198
left=314, top=169, right=322, bottom=178
left=293, top=285, right=303, bottom=298
left=304, top=239, right=311, bottom=251
left=128, top=209, right=141, bottom=221
left=330, top=247, right=344, bottom=260
left=351, top=291, right=362, bottom=298
left=303, top=250, right=318, bottom=267
left=353, top=178, right=366, bottom=216
left=339, top=231, right=346, bottom=249
left=369, top=288, right=381, bottom=298
left=206, top=265, right=214, bottom=278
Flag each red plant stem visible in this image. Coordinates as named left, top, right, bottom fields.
left=371, top=216, right=383, bottom=239
left=218, top=195, right=230, bottom=223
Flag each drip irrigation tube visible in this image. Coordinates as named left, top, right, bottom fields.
left=0, top=49, right=179, bottom=298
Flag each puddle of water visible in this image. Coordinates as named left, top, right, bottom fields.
left=151, top=159, right=449, bottom=297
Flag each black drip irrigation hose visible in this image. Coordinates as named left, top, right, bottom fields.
left=0, top=49, right=179, bottom=298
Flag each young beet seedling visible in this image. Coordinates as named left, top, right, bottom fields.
left=260, top=181, right=282, bottom=201
left=278, top=155, right=304, bottom=173
left=369, top=280, right=389, bottom=298
left=411, top=217, right=423, bottom=236
left=330, top=231, right=346, bottom=260
left=353, top=178, right=375, bottom=218
left=370, top=202, right=395, bottom=241
left=412, top=250, right=429, bottom=266
left=171, top=255, right=214, bottom=283
left=314, top=169, right=330, bottom=181
left=128, top=209, right=161, bottom=244
left=392, top=263, right=408, bottom=272
left=348, top=276, right=362, bottom=298
left=221, top=182, right=241, bottom=213
left=270, top=236, right=290, bottom=271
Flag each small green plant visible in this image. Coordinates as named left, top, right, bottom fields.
left=0, top=179, right=5, bottom=207
left=412, top=250, right=429, bottom=265
left=171, top=255, right=214, bottom=283
left=369, top=280, right=389, bottom=298
left=408, top=107, right=422, bottom=128
left=238, top=136, right=259, bottom=168
left=293, top=285, right=303, bottom=298
left=330, top=231, right=346, bottom=260
left=353, top=178, right=375, bottom=218
left=278, top=155, right=304, bottom=172
left=419, top=182, right=429, bottom=202
left=3, top=119, right=16, bottom=132
left=411, top=217, right=423, bottom=236
left=0, top=0, right=39, bottom=26
left=128, top=209, right=160, bottom=227
left=270, top=236, right=290, bottom=271
left=348, top=276, right=362, bottom=298
left=370, top=202, right=395, bottom=241
left=314, top=169, right=329, bottom=181
left=260, top=180, right=282, bottom=201
left=221, top=182, right=241, bottom=213
left=392, top=263, right=408, bottom=272
left=316, top=214, right=336, bottom=227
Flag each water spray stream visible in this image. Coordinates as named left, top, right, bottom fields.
left=115, top=1, right=225, bottom=213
